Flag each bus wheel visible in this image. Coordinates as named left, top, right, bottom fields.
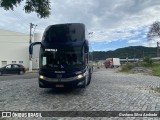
left=81, top=76, right=88, bottom=88
left=0, top=71, right=2, bottom=76
left=39, top=81, right=45, bottom=88
left=87, top=72, right=91, bottom=86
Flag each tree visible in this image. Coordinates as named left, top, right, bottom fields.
left=0, top=0, right=51, bottom=18
left=147, top=21, right=160, bottom=57
left=147, top=21, right=160, bottom=40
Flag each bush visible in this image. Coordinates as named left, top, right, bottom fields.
left=143, top=56, right=153, bottom=66
left=121, top=63, right=134, bottom=72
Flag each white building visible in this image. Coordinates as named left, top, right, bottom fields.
left=0, top=29, right=41, bottom=69
left=32, top=33, right=41, bottom=69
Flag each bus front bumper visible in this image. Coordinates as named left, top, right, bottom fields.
left=39, top=74, right=86, bottom=88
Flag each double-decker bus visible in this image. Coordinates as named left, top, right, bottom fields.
left=29, top=23, right=93, bottom=88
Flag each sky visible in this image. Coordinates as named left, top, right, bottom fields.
left=1, top=0, right=160, bottom=51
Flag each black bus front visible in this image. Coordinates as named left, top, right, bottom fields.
left=39, top=46, right=89, bottom=88
left=37, top=23, right=91, bottom=88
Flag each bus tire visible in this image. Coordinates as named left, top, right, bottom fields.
left=81, top=76, right=88, bottom=88
left=87, top=78, right=90, bottom=86
left=87, top=71, right=91, bottom=86
left=39, top=81, right=45, bottom=88
left=0, top=71, right=2, bottom=76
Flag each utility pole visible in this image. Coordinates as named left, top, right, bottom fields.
left=29, top=23, right=37, bottom=72
left=29, top=23, right=34, bottom=44
left=157, top=42, right=159, bottom=57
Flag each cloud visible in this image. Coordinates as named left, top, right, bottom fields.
left=1, top=0, right=160, bottom=50
left=89, top=0, right=160, bottom=42
left=128, top=39, right=141, bottom=44
left=142, top=37, right=160, bottom=47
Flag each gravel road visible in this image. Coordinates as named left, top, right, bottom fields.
left=1, top=68, right=160, bottom=120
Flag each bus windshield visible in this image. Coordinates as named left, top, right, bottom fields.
left=40, top=47, right=85, bottom=72
left=43, top=24, right=85, bottom=43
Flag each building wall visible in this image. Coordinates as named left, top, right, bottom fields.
left=0, top=29, right=29, bottom=68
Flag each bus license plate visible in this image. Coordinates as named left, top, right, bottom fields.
left=56, top=84, right=64, bottom=87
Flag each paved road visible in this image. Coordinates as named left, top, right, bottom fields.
left=1, top=69, right=160, bottom=120
left=0, top=72, right=38, bottom=81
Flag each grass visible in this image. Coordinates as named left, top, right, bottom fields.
left=120, top=62, right=160, bottom=76
left=120, top=63, right=135, bottom=72
left=148, top=62, right=160, bottom=76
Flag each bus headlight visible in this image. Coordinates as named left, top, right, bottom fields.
left=77, top=74, right=83, bottom=79
left=77, top=72, right=87, bottom=79
left=39, top=75, right=44, bottom=79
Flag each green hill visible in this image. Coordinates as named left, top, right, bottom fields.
left=92, top=46, right=157, bottom=61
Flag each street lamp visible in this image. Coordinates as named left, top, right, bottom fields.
left=89, top=32, right=93, bottom=39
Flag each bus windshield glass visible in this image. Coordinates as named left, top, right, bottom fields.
left=40, top=47, right=85, bottom=72
left=43, top=24, right=85, bottom=42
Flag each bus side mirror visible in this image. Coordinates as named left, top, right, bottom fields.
left=29, top=42, right=42, bottom=58
left=85, top=53, right=89, bottom=64
left=84, top=41, right=89, bottom=53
